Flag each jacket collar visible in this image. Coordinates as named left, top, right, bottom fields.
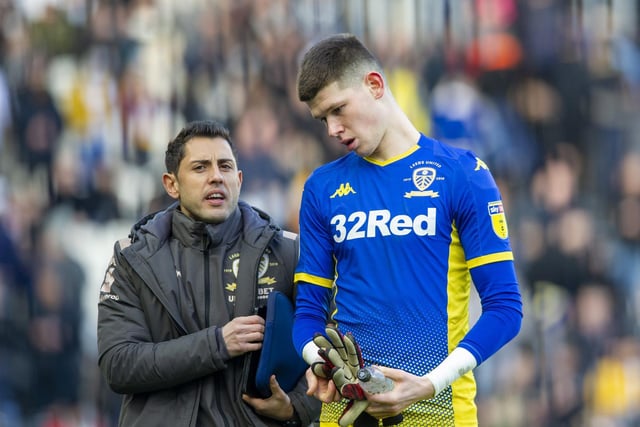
left=130, top=200, right=276, bottom=250
left=171, top=207, right=242, bottom=249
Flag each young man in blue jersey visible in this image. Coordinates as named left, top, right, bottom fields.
left=291, top=33, right=523, bottom=426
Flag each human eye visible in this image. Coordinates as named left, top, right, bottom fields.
left=219, top=161, right=234, bottom=171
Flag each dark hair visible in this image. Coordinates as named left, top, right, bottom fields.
left=297, top=33, right=383, bottom=102
left=165, top=120, right=236, bottom=174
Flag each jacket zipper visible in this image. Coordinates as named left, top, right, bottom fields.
left=203, top=235, right=210, bottom=326
left=202, top=236, right=230, bottom=427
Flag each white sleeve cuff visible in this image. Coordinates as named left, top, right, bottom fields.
left=302, top=341, right=322, bottom=365
left=424, top=347, right=477, bottom=396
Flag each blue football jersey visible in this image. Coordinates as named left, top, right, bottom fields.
left=295, top=134, right=514, bottom=426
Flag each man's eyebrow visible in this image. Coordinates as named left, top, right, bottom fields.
left=190, top=158, right=212, bottom=165
left=217, top=157, right=236, bottom=164
left=311, top=106, right=331, bottom=121
left=313, top=100, right=344, bottom=120
left=190, top=157, right=237, bottom=168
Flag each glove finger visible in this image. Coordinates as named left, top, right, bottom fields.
left=317, top=349, right=336, bottom=369
left=330, top=366, right=349, bottom=392
left=344, top=332, right=364, bottom=373
left=311, top=361, right=332, bottom=378
left=331, top=365, right=366, bottom=400
left=326, top=348, right=350, bottom=374
left=338, top=400, right=370, bottom=427
left=341, top=382, right=367, bottom=400
left=313, top=333, right=333, bottom=350
left=330, top=366, right=359, bottom=393
left=326, top=325, right=348, bottom=362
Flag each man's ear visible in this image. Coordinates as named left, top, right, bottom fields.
left=162, top=172, right=180, bottom=200
left=365, top=71, right=385, bottom=99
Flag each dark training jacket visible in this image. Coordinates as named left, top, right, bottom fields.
left=97, top=201, right=319, bottom=426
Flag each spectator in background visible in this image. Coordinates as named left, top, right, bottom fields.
left=0, top=179, right=32, bottom=426
left=234, top=102, right=290, bottom=224
left=27, top=227, right=84, bottom=425
left=12, top=51, right=63, bottom=201
left=606, top=150, right=640, bottom=335
left=83, top=165, right=122, bottom=224
left=0, top=67, right=10, bottom=154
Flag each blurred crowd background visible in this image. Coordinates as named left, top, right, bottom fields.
left=0, top=0, right=639, bottom=426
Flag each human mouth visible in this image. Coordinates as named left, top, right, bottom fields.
left=341, top=138, right=356, bottom=151
left=205, top=190, right=226, bottom=205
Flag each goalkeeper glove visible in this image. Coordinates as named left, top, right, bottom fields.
left=313, top=325, right=366, bottom=400
left=313, top=325, right=369, bottom=427
left=313, top=325, right=405, bottom=427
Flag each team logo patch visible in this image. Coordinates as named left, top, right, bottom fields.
left=258, top=253, right=269, bottom=277
left=488, top=201, right=508, bottom=239
left=330, top=183, right=356, bottom=198
left=100, top=257, right=116, bottom=293
left=414, top=167, right=435, bottom=190
left=228, top=252, right=277, bottom=294
left=257, top=253, right=276, bottom=285
left=404, top=167, right=439, bottom=198
left=99, top=257, right=120, bottom=302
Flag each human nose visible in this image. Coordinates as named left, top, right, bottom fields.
left=208, top=166, right=224, bottom=182
left=326, top=117, right=343, bottom=138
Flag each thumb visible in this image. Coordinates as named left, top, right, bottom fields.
left=269, top=374, right=280, bottom=391
left=374, top=365, right=396, bottom=379
left=374, top=365, right=395, bottom=378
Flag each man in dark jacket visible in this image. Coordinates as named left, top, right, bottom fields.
left=97, top=120, right=320, bottom=426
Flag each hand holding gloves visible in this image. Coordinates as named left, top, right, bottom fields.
left=313, top=325, right=367, bottom=400
left=311, top=324, right=404, bottom=427
left=312, top=325, right=369, bottom=426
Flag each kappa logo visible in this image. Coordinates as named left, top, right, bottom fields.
left=404, top=167, right=439, bottom=198
left=475, top=157, right=489, bottom=171
left=330, top=183, right=357, bottom=198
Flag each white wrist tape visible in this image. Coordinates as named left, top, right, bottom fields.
left=424, top=347, right=477, bottom=396
left=302, top=341, right=323, bottom=365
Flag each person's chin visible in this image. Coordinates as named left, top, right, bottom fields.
left=207, top=208, right=231, bottom=223
left=354, top=146, right=371, bottom=157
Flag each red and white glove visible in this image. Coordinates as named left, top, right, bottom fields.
left=313, top=325, right=369, bottom=426
left=313, top=325, right=405, bottom=427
